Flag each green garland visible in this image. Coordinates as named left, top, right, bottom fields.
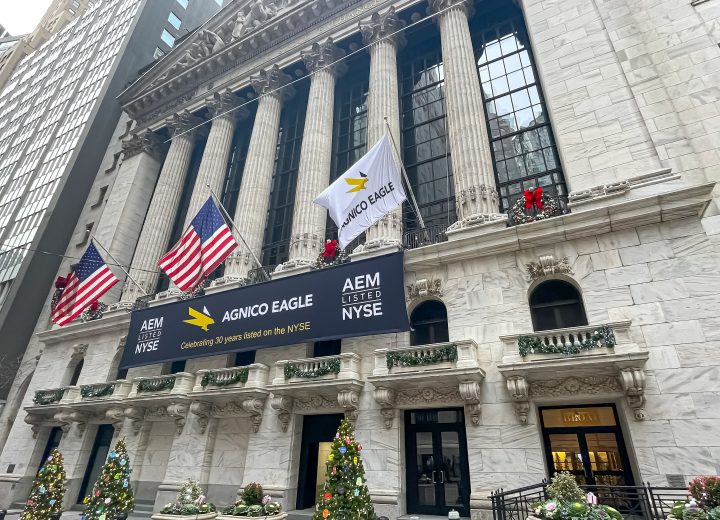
left=201, top=368, right=249, bottom=387
left=33, top=388, right=65, bottom=406
left=80, top=383, right=115, bottom=399
left=137, top=376, right=176, bottom=393
left=386, top=344, right=458, bottom=369
left=518, top=326, right=616, bottom=357
left=284, top=358, right=341, bottom=379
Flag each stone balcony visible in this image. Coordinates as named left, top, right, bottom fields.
left=497, top=320, right=650, bottom=424
left=266, top=353, right=363, bottom=431
left=367, top=340, right=486, bottom=428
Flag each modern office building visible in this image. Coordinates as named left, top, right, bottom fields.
left=0, top=0, right=225, bottom=466
left=0, top=0, right=719, bottom=517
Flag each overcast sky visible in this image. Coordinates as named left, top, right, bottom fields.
left=0, top=0, right=54, bottom=35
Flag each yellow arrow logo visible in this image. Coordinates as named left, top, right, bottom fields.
left=184, top=306, right=214, bottom=332
left=345, top=172, right=369, bottom=193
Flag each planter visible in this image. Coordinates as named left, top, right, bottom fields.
left=217, top=514, right=287, bottom=520
left=152, top=513, right=218, bottom=520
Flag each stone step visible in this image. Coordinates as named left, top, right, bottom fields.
left=286, top=508, right=315, bottom=520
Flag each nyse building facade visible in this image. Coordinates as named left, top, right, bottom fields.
left=1, top=0, right=719, bottom=517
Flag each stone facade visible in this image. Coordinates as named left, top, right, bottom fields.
left=1, top=0, right=720, bottom=518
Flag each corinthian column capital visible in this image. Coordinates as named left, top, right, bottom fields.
left=359, top=7, right=406, bottom=47
left=301, top=38, right=347, bottom=77
left=251, top=65, right=295, bottom=102
left=121, top=129, right=167, bottom=161
left=206, top=88, right=248, bottom=121
left=427, top=0, right=474, bottom=18
left=166, top=110, right=207, bottom=141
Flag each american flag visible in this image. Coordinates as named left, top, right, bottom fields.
left=51, top=243, right=120, bottom=326
left=159, top=197, right=238, bottom=291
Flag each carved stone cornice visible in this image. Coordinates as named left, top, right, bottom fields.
left=301, top=38, right=347, bottom=76
left=396, top=387, right=462, bottom=406
left=206, top=89, right=247, bottom=121
left=166, top=110, right=206, bottom=141
left=529, top=376, right=622, bottom=398
left=359, top=7, right=406, bottom=47
left=250, top=65, right=294, bottom=101
left=121, top=129, right=167, bottom=161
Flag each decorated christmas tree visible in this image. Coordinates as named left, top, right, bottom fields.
left=312, top=419, right=376, bottom=520
left=21, top=448, right=66, bottom=520
left=81, top=439, right=135, bottom=520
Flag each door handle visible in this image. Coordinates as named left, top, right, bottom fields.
left=439, top=470, right=445, bottom=484
left=431, top=470, right=437, bottom=484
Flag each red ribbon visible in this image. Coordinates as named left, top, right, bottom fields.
left=54, top=276, right=67, bottom=289
left=524, top=187, right=544, bottom=210
left=322, top=239, right=338, bottom=259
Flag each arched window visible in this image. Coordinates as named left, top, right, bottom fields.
left=410, top=301, right=449, bottom=346
left=529, top=280, right=588, bottom=331
left=68, top=358, right=84, bottom=386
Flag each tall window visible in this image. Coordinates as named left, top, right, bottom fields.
left=400, top=34, right=455, bottom=231
left=471, top=5, right=565, bottom=212
left=222, top=110, right=256, bottom=217
left=326, top=54, right=369, bottom=244
left=410, top=300, right=449, bottom=346
left=529, top=280, right=587, bottom=331
left=261, top=84, right=308, bottom=267
left=68, top=358, right=84, bottom=386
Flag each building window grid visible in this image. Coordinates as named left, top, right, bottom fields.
left=261, top=99, right=308, bottom=267
left=473, top=19, right=566, bottom=212
left=400, top=47, right=456, bottom=231
left=221, top=110, right=256, bottom=217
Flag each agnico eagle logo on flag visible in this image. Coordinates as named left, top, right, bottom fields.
left=314, top=134, right=407, bottom=249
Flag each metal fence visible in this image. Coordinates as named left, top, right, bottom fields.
left=490, top=482, right=688, bottom=520
left=403, top=224, right=448, bottom=249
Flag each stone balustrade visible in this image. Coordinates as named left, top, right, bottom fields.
left=128, top=372, right=195, bottom=398
left=79, top=380, right=132, bottom=401
left=32, top=388, right=67, bottom=406
left=193, top=363, right=269, bottom=392
left=272, top=353, right=361, bottom=385
left=372, top=340, right=481, bottom=377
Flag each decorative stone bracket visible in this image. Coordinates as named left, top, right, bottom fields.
left=124, top=406, right=144, bottom=435
left=338, top=389, right=360, bottom=424
left=459, top=381, right=482, bottom=426
left=270, top=395, right=294, bottom=432
left=619, top=368, right=647, bottom=420
left=166, top=402, right=189, bottom=435
left=189, top=401, right=212, bottom=434
left=373, top=388, right=396, bottom=429
left=506, top=376, right=530, bottom=425
left=241, top=397, right=266, bottom=433
left=52, top=411, right=90, bottom=436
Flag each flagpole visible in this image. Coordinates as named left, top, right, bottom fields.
left=205, top=186, right=268, bottom=280
left=383, top=118, right=426, bottom=229
left=90, top=234, right=148, bottom=296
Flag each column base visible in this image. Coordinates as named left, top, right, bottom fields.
left=350, top=241, right=402, bottom=261
left=274, top=259, right=314, bottom=279
left=205, top=275, right=248, bottom=295
left=445, top=213, right=507, bottom=241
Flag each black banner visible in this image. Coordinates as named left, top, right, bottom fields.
left=120, top=252, right=409, bottom=369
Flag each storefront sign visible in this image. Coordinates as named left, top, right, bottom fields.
left=119, top=253, right=409, bottom=368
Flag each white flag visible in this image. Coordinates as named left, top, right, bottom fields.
left=314, top=134, right=407, bottom=249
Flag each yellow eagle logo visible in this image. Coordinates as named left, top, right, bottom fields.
left=184, top=306, right=214, bottom=332
left=345, top=172, right=369, bottom=193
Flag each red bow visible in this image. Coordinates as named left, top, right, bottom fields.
left=524, top=187, right=544, bottom=210
left=89, top=301, right=100, bottom=312
left=54, top=276, right=67, bottom=289
left=322, top=239, right=338, bottom=259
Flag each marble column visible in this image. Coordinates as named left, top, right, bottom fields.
left=96, top=129, right=166, bottom=303
left=223, top=66, right=293, bottom=280
left=183, top=89, right=245, bottom=226
left=359, top=8, right=405, bottom=251
left=281, top=39, right=346, bottom=271
left=429, top=0, right=506, bottom=231
left=121, top=111, right=204, bottom=302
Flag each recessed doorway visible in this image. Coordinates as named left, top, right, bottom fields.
left=404, top=408, right=471, bottom=517
left=296, top=413, right=344, bottom=510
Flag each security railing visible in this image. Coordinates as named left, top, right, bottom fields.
left=402, top=225, right=448, bottom=249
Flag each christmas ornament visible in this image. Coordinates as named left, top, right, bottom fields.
left=354, top=489, right=359, bottom=497
left=120, top=460, right=126, bottom=466
left=344, top=436, right=350, bottom=444
left=328, top=454, right=334, bottom=461
left=356, top=477, right=362, bottom=486
left=323, top=509, right=330, bottom=518
left=337, top=486, right=345, bottom=495
left=104, top=498, right=112, bottom=504
left=109, top=451, right=117, bottom=459
left=331, top=467, right=337, bottom=475
left=358, top=444, right=362, bottom=452
left=323, top=493, right=332, bottom=501
left=353, top=457, right=358, bottom=464
left=339, top=446, right=347, bottom=455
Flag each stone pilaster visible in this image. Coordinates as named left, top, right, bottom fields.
left=281, top=39, right=346, bottom=271
left=359, top=8, right=405, bottom=251
left=121, top=111, right=204, bottom=301
left=183, top=89, right=246, bottom=226
left=96, top=130, right=167, bottom=302
left=223, top=66, right=293, bottom=280
left=429, top=0, right=506, bottom=232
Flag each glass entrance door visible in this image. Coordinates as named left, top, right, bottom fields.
left=405, top=409, right=471, bottom=517
left=77, top=424, right=115, bottom=503
left=541, top=405, right=634, bottom=487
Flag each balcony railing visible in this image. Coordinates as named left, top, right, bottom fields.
left=248, top=265, right=274, bottom=284
left=129, top=372, right=194, bottom=397
left=79, top=380, right=132, bottom=401
left=33, top=388, right=65, bottom=406
left=402, top=225, right=448, bottom=250
left=371, top=340, right=482, bottom=378
left=272, top=353, right=361, bottom=385
left=193, top=363, right=269, bottom=392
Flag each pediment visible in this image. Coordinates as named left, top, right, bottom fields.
left=119, top=0, right=336, bottom=120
